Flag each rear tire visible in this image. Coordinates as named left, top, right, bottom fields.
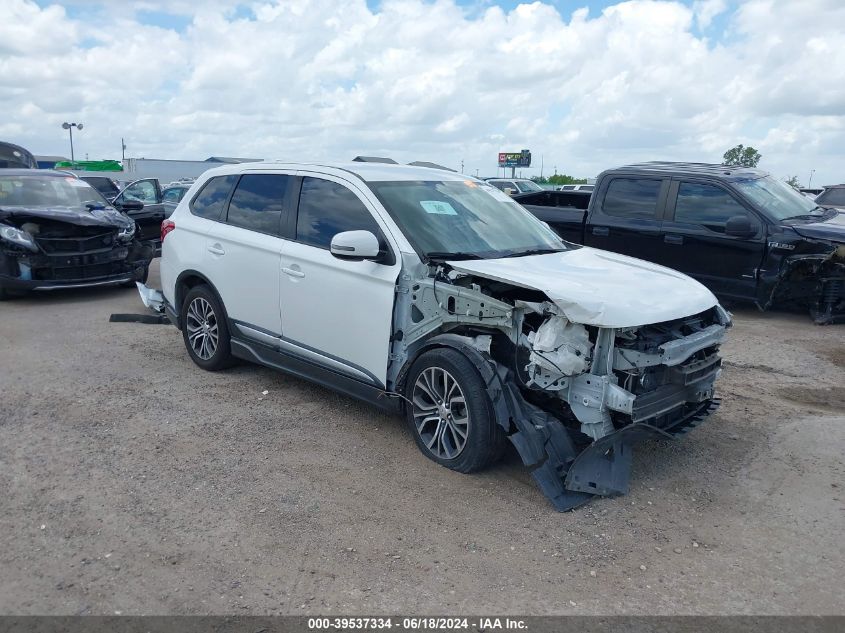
left=180, top=285, right=235, bottom=371
left=404, top=348, right=506, bottom=473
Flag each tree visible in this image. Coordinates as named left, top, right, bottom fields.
left=785, top=175, right=801, bottom=189
left=547, top=174, right=588, bottom=186
left=723, top=144, right=762, bottom=168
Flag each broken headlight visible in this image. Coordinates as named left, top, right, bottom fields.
left=0, top=224, right=38, bottom=252
left=118, top=222, right=136, bottom=243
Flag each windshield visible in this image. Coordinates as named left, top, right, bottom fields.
left=0, top=175, right=107, bottom=208
left=733, top=176, right=818, bottom=221
left=516, top=180, right=543, bottom=192
left=370, top=179, right=566, bottom=259
left=816, top=188, right=845, bottom=206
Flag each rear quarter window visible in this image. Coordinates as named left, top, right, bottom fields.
left=189, top=175, right=238, bottom=220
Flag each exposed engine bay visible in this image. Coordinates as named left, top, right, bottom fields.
left=388, top=257, right=730, bottom=510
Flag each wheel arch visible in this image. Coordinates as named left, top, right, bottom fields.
left=395, top=333, right=503, bottom=410
left=174, top=269, right=229, bottom=329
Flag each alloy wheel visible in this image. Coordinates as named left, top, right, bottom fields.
left=186, top=297, right=219, bottom=360
left=411, top=367, right=470, bottom=459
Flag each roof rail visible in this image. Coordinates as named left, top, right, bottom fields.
left=407, top=161, right=456, bottom=172
left=352, top=156, right=398, bottom=164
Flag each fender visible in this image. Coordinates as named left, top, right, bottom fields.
left=398, top=333, right=594, bottom=511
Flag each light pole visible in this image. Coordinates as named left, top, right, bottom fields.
left=62, top=122, right=83, bottom=161
left=808, top=169, right=816, bottom=189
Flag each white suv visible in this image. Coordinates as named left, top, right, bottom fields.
left=155, top=161, right=730, bottom=510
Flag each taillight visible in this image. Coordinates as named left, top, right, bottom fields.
left=161, top=219, right=175, bottom=243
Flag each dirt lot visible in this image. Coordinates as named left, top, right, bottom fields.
left=1, top=260, right=843, bottom=616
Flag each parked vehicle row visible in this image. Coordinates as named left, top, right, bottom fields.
left=516, top=162, right=845, bottom=324
left=142, top=161, right=730, bottom=510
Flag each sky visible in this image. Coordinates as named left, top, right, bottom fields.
left=2, top=0, right=843, bottom=186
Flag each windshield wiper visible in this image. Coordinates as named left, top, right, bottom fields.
left=424, top=251, right=487, bottom=261
left=782, top=212, right=825, bottom=221
left=500, top=247, right=564, bottom=258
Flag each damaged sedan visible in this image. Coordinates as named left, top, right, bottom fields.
left=0, top=170, right=153, bottom=300
left=147, top=162, right=731, bottom=510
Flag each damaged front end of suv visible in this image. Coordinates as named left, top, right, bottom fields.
left=387, top=247, right=730, bottom=511
left=0, top=171, right=153, bottom=299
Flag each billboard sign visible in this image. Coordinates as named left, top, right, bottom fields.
left=497, top=149, right=531, bottom=168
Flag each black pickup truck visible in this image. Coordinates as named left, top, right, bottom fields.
left=516, top=162, right=845, bottom=323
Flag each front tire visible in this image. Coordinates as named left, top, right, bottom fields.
left=404, top=348, right=506, bottom=473
left=180, top=285, right=234, bottom=371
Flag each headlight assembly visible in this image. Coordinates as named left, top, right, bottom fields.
left=0, top=224, right=38, bottom=252
left=118, top=222, right=136, bottom=242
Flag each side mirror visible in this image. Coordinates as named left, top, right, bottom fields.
left=330, top=230, right=381, bottom=260
left=117, top=199, right=144, bottom=212
left=503, top=188, right=516, bottom=196
left=725, top=215, right=755, bottom=237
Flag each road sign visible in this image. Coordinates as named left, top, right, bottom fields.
left=498, top=149, right=531, bottom=168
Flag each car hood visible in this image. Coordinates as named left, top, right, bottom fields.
left=789, top=211, right=845, bottom=244
left=447, top=247, right=718, bottom=328
left=0, top=204, right=133, bottom=229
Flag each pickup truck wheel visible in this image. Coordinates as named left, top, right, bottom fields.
left=181, top=285, right=235, bottom=371
left=405, top=348, right=506, bottom=473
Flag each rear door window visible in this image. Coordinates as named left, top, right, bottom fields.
left=225, top=174, right=290, bottom=236
left=190, top=175, right=238, bottom=221
left=295, top=177, right=381, bottom=249
left=673, top=182, right=749, bottom=231
left=601, top=178, right=663, bottom=219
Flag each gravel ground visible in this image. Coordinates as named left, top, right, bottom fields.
left=1, top=260, right=843, bottom=615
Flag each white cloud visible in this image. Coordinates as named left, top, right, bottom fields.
left=693, top=0, right=727, bottom=29
left=2, top=0, right=844, bottom=185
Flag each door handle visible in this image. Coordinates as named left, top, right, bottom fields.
left=664, top=235, right=684, bottom=245
left=282, top=266, right=305, bottom=278
left=207, top=244, right=225, bottom=256
left=592, top=226, right=609, bottom=237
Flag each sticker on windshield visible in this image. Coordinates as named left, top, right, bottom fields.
left=420, top=200, right=458, bottom=215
